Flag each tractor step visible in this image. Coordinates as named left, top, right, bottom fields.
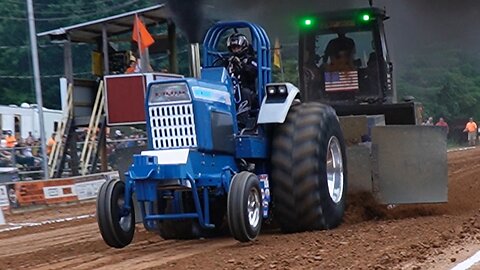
left=145, top=213, right=198, bottom=220
left=144, top=213, right=215, bottom=229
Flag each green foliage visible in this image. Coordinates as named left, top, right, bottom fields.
left=272, top=59, right=299, bottom=85
left=396, top=49, right=480, bottom=120
left=0, top=0, right=157, bottom=109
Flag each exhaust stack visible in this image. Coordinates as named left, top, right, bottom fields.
left=189, top=43, right=201, bottom=78
left=167, top=0, right=205, bottom=78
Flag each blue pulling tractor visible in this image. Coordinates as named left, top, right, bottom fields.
left=97, top=21, right=347, bottom=248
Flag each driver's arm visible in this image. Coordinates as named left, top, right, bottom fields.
left=242, top=57, right=257, bottom=78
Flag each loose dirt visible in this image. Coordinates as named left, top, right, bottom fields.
left=1, top=148, right=480, bottom=269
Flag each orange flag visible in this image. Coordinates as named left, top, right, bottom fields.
left=132, top=15, right=155, bottom=52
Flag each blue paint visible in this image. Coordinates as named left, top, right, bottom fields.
left=235, top=135, right=269, bottom=159
left=120, top=21, right=276, bottom=234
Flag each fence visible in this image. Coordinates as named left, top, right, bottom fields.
left=0, top=171, right=119, bottom=210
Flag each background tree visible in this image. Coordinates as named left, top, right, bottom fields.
left=396, top=49, right=480, bottom=121
left=0, top=0, right=157, bottom=109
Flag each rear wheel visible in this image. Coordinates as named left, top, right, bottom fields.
left=227, top=171, right=263, bottom=242
left=96, top=179, right=135, bottom=248
left=271, top=102, right=347, bottom=232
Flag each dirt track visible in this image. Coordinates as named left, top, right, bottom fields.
left=2, top=147, right=480, bottom=269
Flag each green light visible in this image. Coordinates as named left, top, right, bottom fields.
left=300, top=17, right=317, bottom=29
left=362, top=14, right=370, bottom=21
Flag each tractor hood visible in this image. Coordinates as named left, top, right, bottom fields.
left=145, top=68, right=237, bottom=154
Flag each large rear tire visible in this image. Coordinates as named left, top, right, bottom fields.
left=271, top=103, right=347, bottom=233
left=96, top=179, right=135, bottom=248
left=227, top=172, right=263, bottom=242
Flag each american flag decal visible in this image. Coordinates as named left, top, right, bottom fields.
left=324, top=71, right=359, bottom=92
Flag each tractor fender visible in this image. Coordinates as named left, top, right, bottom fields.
left=257, top=83, right=300, bottom=124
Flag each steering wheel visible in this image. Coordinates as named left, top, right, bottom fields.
left=210, top=51, right=231, bottom=67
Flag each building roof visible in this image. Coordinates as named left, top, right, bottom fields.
left=37, top=4, right=171, bottom=43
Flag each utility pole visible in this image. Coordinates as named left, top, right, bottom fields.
left=26, top=0, right=49, bottom=180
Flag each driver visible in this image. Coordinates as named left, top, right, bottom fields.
left=323, top=31, right=356, bottom=70
left=225, top=33, right=258, bottom=129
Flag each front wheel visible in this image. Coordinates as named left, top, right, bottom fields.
left=96, top=179, right=135, bottom=248
left=227, top=172, right=263, bottom=242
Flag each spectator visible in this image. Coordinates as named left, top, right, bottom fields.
left=125, top=55, right=153, bottom=74
left=435, top=117, right=449, bottom=134
left=113, top=130, right=124, bottom=149
left=422, top=117, right=434, bottom=126
left=21, top=142, right=33, bottom=157
left=114, top=129, right=123, bottom=140
left=116, top=136, right=130, bottom=149
left=5, top=131, right=17, bottom=148
left=46, top=133, right=56, bottom=155
left=126, top=134, right=138, bottom=147
left=136, top=133, right=146, bottom=146
left=125, top=56, right=137, bottom=74
left=463, top=117, right=478, bottom=146
left=31, top=139, right=40, bottom=157
left=14, top=141, right=35, bottom=168
left=25, top=131, right=35, bottom=146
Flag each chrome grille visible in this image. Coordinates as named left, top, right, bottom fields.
left=149, top=103, right=197, bottom=149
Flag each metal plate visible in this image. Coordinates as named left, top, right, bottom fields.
left=346, top=145, right=372, bottom=194
left=339, top=115, right=385, bottom=146
left=371, top=125, right=448, bottom=204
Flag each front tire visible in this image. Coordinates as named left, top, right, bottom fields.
left=227, top=172, right=263, bottom=242
left=271, top=102, right=347, bottom=232
left=96, top=179, right=135, bottom=248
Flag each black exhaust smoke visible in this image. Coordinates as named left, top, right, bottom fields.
left=166, top=0, right=207, bottom=77
left=167, top=0, right=206, bottom=44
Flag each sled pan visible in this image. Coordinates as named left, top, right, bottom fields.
left=371, top=125, right=448, bottom=204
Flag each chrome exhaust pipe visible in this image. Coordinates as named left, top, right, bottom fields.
left=189, top=43, right=201, bottom=78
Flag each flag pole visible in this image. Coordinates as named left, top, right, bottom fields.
left=135, top=14, right=146, bottom=72
left=133, top=14, right=154, bottom=72
left=279, top=46, right=285, bottom=81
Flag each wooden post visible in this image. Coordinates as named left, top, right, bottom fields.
left=63, top=38, right=73, bottom=84
left=100, top=23, right=109, bottom=172
left=62, top=37, right=79, bottom=176
left=102, top=24, right=109, bottom=76
left=68, top=121, right=79, bottom=176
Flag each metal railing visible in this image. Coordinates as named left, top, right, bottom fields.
left=0, top=136, right=148, bottom=181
